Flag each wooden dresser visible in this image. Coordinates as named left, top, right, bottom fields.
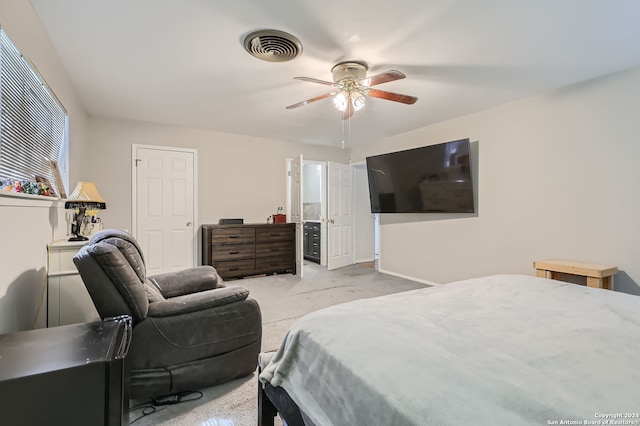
left=202, top=223, right=296, bottom=279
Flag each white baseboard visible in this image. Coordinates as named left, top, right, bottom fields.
left=377, top=268, right=442, bottom=286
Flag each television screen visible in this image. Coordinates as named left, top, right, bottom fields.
left=366, top=139, right=474, bottom=213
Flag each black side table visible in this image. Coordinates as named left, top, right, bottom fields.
left=0, top=316, right=132, bottom=426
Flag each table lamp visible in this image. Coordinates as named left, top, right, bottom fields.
left=65, top=181, right=107, bottom=241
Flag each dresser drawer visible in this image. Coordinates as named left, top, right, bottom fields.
left=256, top=241, right=294, bottom=258
left=309, top=240, right=320, bottom=255
left=211, top=227, right=255, bottom=245
left=213, top=259, right=256, bottom=278
left=211, top=243, right=254, bottom=261
left=256, top=255, right=294, bottom=274
left=256, top=226, right=294, bottom=243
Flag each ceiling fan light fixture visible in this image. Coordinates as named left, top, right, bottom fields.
left=333, top=91, right=349, bottom=112
left=333, top=91, right=366, bottom=113
left=351, top=91, right=366, bottom=111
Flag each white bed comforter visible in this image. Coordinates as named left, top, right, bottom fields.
left=259, top=274, right=640, bottom=426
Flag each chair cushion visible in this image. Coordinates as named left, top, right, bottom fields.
left=89, top=229, right=146, bottom=283
left=84, top=242, right=149, bottom=321
left=149, top=266, right=223, bottom=298
left=147, top=286, right=249, bottom=317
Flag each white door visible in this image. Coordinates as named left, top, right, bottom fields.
left=290, top=155, right=303, bottom=278
left=327, top=162, right=355, bottom=270
left=133, top=145, right=197, bottom=275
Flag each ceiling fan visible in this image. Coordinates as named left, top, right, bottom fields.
left=286, top=61, right=418, bottom=119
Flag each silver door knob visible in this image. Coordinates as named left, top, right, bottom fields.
left=186, top=221, right=192, bottom=226
left=329, top=219, right=335, bottom=224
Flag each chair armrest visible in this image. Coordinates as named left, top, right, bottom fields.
left=147, top=286, right=249, bottom=317
left=148, top=265, right=223, bottom=298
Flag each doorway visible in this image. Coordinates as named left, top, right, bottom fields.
left=302, top=161, right=327, bottom=266
left=287, top=157, right=358, bottom=276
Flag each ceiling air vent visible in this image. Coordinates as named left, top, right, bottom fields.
left=243, top=29, right=302, bottom=62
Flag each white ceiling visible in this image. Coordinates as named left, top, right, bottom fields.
left=30, top=0, right=640, bottom=148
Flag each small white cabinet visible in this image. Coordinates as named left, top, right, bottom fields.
left=47, top=240, right=100, bottom=327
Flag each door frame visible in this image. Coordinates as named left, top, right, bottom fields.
left=131, top=144, right=199, bottom=267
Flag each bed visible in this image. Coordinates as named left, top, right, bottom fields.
left=257, top=274, right=640, bottom=426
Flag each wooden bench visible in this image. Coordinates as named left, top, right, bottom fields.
left=533, top=259, right=617, bottom=290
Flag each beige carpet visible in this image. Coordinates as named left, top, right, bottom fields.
left=129, top=261, right=428, bottom=425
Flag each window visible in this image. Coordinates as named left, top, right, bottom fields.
left=0, top=28, right=68, bottom=193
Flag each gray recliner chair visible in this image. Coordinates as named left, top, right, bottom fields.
left=73, top=229, right=262, bottom=400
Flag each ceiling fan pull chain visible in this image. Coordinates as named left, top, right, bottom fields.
left=348, top=113, right=351, bottom=148
left=341, top=113, right=345, bottom=149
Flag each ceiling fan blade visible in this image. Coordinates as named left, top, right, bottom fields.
left=361, top=70, right=406, bottom=87
left=293, top=76, right=337, bottom=86
left=365, top=88, right=418, bottom=105
left=286, top=92, right=335, bottom=109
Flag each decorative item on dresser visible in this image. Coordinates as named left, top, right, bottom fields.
left=202, top=223, right=296, bottom=280
left=303, top=221, right=321, bottom=264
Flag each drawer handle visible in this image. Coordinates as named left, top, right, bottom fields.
left=229, top=251, right=240, bottom=255
left=229, top=267, right=239, bottom=271
left=228, top=236, right=240, bottom=239
left=271, top=263, right=279, bottom=266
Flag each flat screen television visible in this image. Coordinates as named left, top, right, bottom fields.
left=366, top=138, right=474, bottom=213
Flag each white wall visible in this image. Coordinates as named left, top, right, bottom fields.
left=351, top=66, right=640, bottom=295
left=354, top=166, right=375, bottom=263
left=0, top=0, right=89, bottom=332
left=0, top=197, right=70, bottom=332
left=84, top=117, right=350, bottom=232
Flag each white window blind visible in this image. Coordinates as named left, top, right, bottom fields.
left=0, top=28, right=67, bottom=186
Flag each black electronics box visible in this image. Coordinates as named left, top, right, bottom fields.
left=219, top=218, right=244, bottom=224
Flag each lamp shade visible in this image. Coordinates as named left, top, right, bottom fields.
left=64, top=182, right=107, bottom=210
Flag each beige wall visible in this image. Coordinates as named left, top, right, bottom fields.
left=354, top=165, right=375, bottom=262
left=84, top=117, right=350, bottom=232
left=351, top=66, right=640, bottom=295
left=0, top=0, right=89, bottom=332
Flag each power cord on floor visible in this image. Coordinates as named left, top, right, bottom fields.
left=129, top=391, right=203, bottom=424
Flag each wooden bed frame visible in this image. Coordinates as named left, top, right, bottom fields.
left=258, top=365, right=307, bottom=426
